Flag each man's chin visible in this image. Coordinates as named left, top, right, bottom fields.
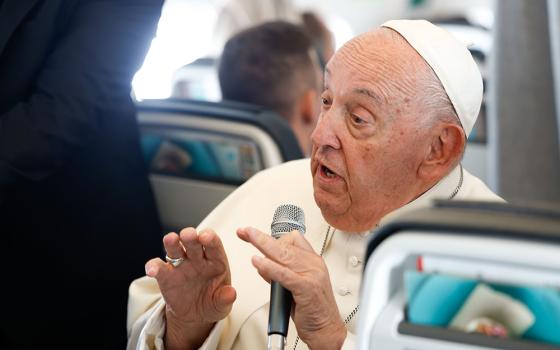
left=318, top=208, right=355, bottom=232
left=313, top=189, right=333, bottom=210
left=313, top=192, right=347, bottom=222
left=314, top=194, right=378, bottom=232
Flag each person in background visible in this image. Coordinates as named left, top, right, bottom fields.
left=218, top=21, right=322, bottom=156
left=211, top=0, right=300, bottom=56
left=0, top=0, right=163, bottom=348
left=301, top=11, right=336, bottom=70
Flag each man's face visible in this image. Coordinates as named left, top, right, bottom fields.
left=310, top=30, right=433, bottom=232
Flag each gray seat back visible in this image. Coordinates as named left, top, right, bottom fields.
left=136, top=99, right=303, bottom=230
left=358, top=201, right=560, bottom=350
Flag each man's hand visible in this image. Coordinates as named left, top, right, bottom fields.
left=145, top=228, right=236, bottom=350
left=237, top=227, right=346, bottom=350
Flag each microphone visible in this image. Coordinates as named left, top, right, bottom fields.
left=268, top=204, right=306, bottom=350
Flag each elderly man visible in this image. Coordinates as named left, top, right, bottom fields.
left=127, top=20, right=501, bottom=350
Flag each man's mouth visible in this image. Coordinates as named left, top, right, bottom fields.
left=321, top=164, right=338, bottom=179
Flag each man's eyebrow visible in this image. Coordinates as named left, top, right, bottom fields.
left=353, top=88, right=383, bottom=103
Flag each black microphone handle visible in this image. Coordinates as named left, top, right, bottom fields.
left=268, top=280, right=293, bottom=336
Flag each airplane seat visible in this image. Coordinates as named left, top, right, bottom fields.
left=357, top=200, right=560, bottom=350
left=136, top=98, right=304, bottom=231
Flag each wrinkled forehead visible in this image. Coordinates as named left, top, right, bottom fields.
left=326, top=28, right=427, bottom=97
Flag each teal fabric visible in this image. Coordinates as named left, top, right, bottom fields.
left=493, top=285, right=560, bottom=345
left=174, top=140, right=221, bottom=178
left=405, top=271, right=560, bottom=345
left=140, top=136, right=223, bottom=179
left=140, top=134, right=163, bottom=165
left=405, top=271, right=477, bottom=326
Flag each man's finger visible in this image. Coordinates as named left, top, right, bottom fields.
left=250, top=255, right=301, bottom=294
left=199, top=229, right=228, bottom=262
left=163, top=232, right=186, bottom=260
left=213, top=285, right=237, bottom=314
left=286, top=230, right=314, bottom=251
left=254, top=264, right=272, bottom=284
left=237, top=227, right=300, bottom=266
left=145, top=257, right=169, bottom=278
left=180, top=227, right=204, bottom=262
left=237, top=226, right=280, bottom=253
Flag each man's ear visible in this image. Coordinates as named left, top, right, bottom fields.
left=419, top=123, right=466, bottom=181
left=297, top=89, right=319, bottom=126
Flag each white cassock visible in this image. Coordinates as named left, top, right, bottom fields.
left=127, top=159, right=502, bottom=350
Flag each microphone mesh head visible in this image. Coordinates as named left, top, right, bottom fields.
left=271, top=204, right=306, bottom=238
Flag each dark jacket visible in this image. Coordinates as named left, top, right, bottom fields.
left=0, top=0, right=163, bottom=348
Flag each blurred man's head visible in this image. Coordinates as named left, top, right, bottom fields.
left=219, top=21, right=322, bottom=156
left=311, top=20, right=482, bottom=232
left=301, top=12, right=335, bottom=69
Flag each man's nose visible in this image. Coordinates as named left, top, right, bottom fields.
left=311, top=110, right=341, bottom=150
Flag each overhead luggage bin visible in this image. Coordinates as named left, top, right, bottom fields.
left=136, top=99, right=303, bottom=230
left=357, top=200, right=560, bottom=350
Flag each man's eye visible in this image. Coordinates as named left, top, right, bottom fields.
left=351, top=114, right=366, bottom=125
left=321, top=97, right=330, bottom=105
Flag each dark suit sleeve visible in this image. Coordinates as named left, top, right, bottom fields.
left=0, top=0, right=163, bottom=184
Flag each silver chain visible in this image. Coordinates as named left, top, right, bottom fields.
left=292, top=166, right=463, bottom=349
left=448, top=164, right=463, bottom=200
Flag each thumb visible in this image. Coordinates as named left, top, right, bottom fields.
left=289, top=230, right=314, bottom=251
left=213, top=285, right=237, bottom=314
left=145, top=258, right=170, bottom=279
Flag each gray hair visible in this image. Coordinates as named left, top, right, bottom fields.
left=381, top=27, right=462, bottom=131
left=381, top=27, right=467, bottom=170
left=418, top=70, right=463, bottom=131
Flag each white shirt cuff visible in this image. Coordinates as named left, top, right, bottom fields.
left=130, top=299, right=224, bottom=350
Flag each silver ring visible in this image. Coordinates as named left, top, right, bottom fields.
left=165, top=255, right=185, bottom=267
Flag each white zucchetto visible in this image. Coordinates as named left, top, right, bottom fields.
left=382, top=19, right=483, bottom=136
